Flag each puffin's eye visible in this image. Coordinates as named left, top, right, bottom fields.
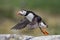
left=22, top=10, right=24, bottom=13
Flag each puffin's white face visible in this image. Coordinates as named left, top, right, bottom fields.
left=17, top=10, right=27, bottom=16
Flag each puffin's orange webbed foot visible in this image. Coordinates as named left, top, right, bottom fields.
left=41, top=28, right=49, bottom=35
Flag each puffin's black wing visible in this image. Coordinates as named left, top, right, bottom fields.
left=11, top=18, right=30, bottom=29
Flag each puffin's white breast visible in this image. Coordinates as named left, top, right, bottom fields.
left=39, top=21, right=46, bottom=28
left=26, top=13, right=34, bottom=22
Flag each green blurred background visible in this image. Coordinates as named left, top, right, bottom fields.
left=0, top=0, right=60, bottom=36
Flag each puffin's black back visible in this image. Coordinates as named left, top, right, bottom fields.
left=25, top=10, right=42, bottom=22
left=25, top=11, right=37, bottom=16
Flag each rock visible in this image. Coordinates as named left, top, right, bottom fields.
left=0, top=34, right=60, bottom=40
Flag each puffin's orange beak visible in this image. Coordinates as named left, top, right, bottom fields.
left=17, top=11, right=20, bottom=15
left=41, top=28, right=49, bottom=35
left=16, top=11, right=22, bottom=16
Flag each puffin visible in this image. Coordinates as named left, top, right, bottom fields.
left=12, top=10, right=49, bottom=35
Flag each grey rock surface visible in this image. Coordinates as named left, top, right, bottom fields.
left=0, top=34, right=60, bottom=40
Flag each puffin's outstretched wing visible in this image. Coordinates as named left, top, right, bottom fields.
left=11, top=18, right=30, bottom=29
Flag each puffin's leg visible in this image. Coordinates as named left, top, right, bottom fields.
left=39, top=27, right=49, bottom=35
left=38, top=22, right=49, bottom=35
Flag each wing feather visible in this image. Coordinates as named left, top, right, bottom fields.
left=11, top=18, right=30, bottom=29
